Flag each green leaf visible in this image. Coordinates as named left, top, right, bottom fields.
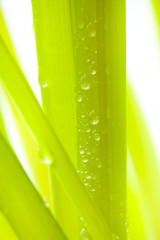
left=0, top=133, right=67, bottom=240
left=31, top=0, right=78, bottom=238
left=127, top=83, right=160, bottom=238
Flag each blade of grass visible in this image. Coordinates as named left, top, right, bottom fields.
left=73, top=0, right=126, bottom=238
left=31, top=1, right=78, bottom=238
left=152, top=0, right=160, bottom=30
left=127, top=182, right=146, bottom=240
left=0, top=37, right=112, bottom=240
left=103, top=1, right=126, bottom=237
left=0, top=133, right=67, bottom=240
left=0, top=11, right=17, bottom=61
left=127, top=151, right=157, bottom=240
left=0, top=85, right=50, bottom=202
left=127, top=82, right=160, bottom=238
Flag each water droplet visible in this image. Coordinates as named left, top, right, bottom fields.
left=78, top=21, right=84, bottom=29
left=83, top=159, right=88, bottom=163
left=91, top=69, right=97, bottom=75
left=38, top=148, right=52, bottom=165
left=86, top=175, right=91, bottom=179
left=42, top=81, right=48, bottom=88
left=86, top=128, right=91, bottom=133
left=91, top=116, right=99, bottom=125
left=80, top=75, right=90, bottom=90
left=90, top=188, right=95, bottom=192
left=94, top=132, right=100, bottom=141
left=41, top=155, right=52, bottom=165
left=98, top=163, right=102, bottom=168
left=80, top=150, right=84, bottom=154
left=87, top=22, right=96, bottom=38
left=81, top=82, right=90, bottom=90
left=112, top=234, right=120, bottom=240
left=125, top=221, right=128, bottom=226
left=90, top=31, right=96, bottom=37
left=90, top=110, right=99, bottom=125
left=80, top=227, right=92, bottom=240
left=77, top=94, right=82, bottom=102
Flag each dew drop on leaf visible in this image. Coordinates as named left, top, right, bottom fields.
left=87, top=22, right=97, bottom=38
left=77, top=94, right=83, bottom=102
left=112, top=234, right=120, bottom=240
left=42, top=81, right=48, bottom=88
left=91, top=69, right=96, bottom=75
left=80, top=149, right=85, bottom=154
left=83, top=159, right=88, bottom=163
left=78, top=21, right=84, bottom=29
left=91, top=116, right=99, bottom=125
left=41, top=155, right=52, bottom=165
left=94, top=132, right=100, bottom=141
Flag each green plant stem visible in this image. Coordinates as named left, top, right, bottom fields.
left=31, top=0, right=78, bottom=239
left=0, top=37, right=111, bottom=240
left=104, top=1, right=126, bottom=237
left=74, top=0, right=126, bottom=238
left=0, top=133, right=67, bottom=240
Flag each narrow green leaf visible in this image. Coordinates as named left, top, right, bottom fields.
left=74, top=1, right=126, bottom=238
left=127, top=83, right=160, bottom=238
left=0, top=133, right=67, bottom=240
left=31, top=1, right=78, bottom=238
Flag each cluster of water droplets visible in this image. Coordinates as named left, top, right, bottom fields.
left=75, top=3, right=106, bottom=239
